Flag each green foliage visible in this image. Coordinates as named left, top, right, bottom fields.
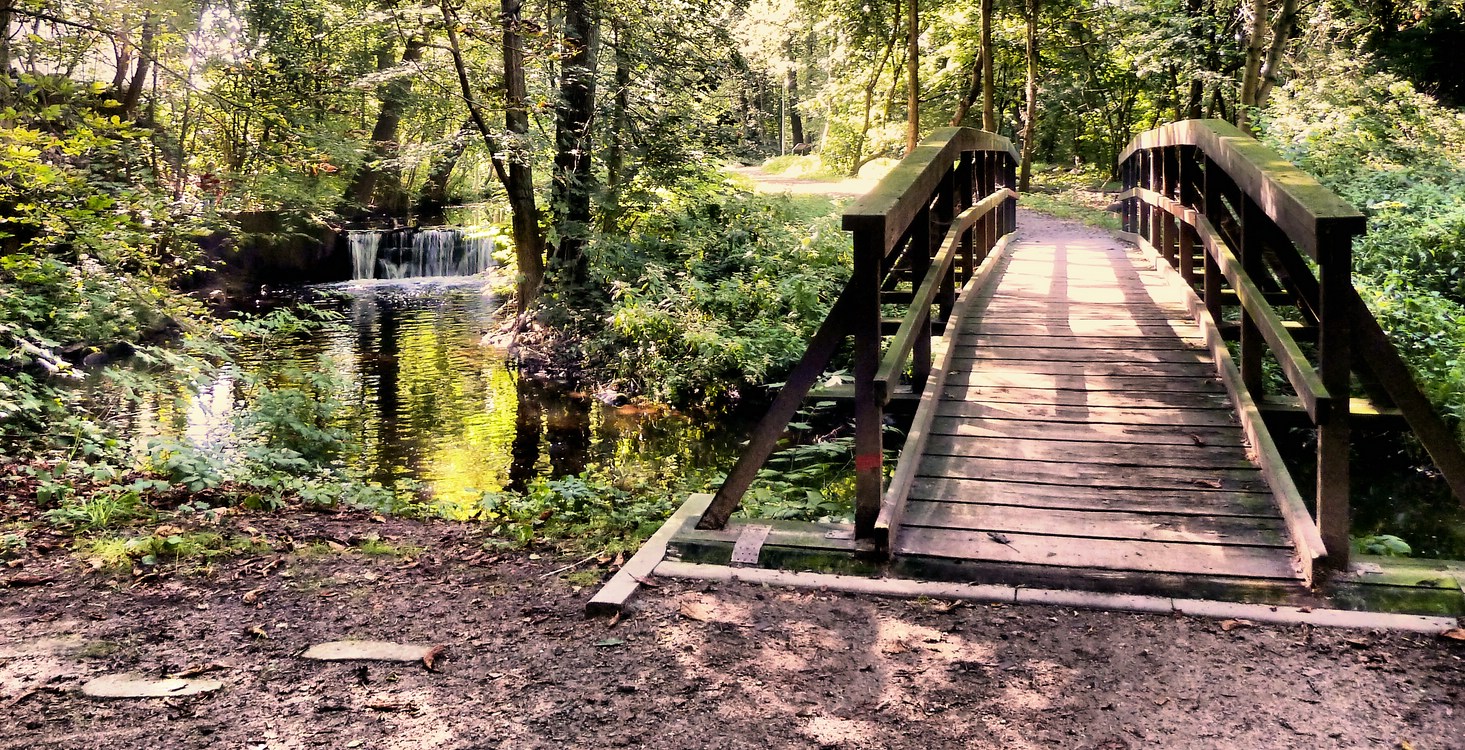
left=1353, top=534, right=1413, bottom=557
left=1261, top=59, right=1465, bottom=442
left=477, top=468, right=703, bottom=554
left=588, top=176, right=851, bottom=403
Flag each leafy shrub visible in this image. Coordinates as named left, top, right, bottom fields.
left=1262, top=58, right=1465, bottom=443
left=587, top=177, right=852, bottom=403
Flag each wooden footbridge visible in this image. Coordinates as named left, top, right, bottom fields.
left=593, top=122, right=1465, bottom=615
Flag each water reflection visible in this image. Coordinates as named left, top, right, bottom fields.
left=110, top=278, right=744, bottom=519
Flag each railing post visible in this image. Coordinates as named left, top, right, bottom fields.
left=1202, top=157, right=1224, bottom=323
left=935, top=165, right=957, bottom=322
left=1178, top=146, right=1199, bottom=286
left=911, top=203, right=933, bottom=392
left=957, top=152, right=975, bottom=283
left=1238, top=198, right=1266, bottom=397
left=852, top=231, right=884, bottom=539
left=1317, top=238, right=1353, bottom=567
left=1162, top=146, right=1181, bottom=269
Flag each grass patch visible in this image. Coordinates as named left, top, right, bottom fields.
left=83, top=530, right=271, bottom=570
left=562, top=569, right=604, bottom=587
left=354, top=534, right=422, bottom=558
left=761, top=154, right=844, bottom=180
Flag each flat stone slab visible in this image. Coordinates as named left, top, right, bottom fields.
left=300, top=641, right=433, bottom=662
left=82, top=674, right=223, bottom=699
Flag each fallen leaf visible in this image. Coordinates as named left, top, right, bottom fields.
left=882, top=641, right=912, bottom=655
left=365, top=699, right=419, bottom=713
left=242, top=587, right=267, bottom=604
left=678, top=601, right=716, bottom=622
left=1441, top=628, right=1465, bottom=642
left=326, top=541, right=348, bottom=553
left=1220, top=619, right=1254, bottom=632
left=2, top=575, right=55, bottom=587
left=317, top=590, right=337, bottom=598
left=245, top=625, right=268, bottom=640
left=593, top=638, right=624, bottom=648
left=422, top=645, right=445, bottom=671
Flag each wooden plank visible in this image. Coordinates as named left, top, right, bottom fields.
left=948, top=371, right=1226, bottom=393
left=902, top=501, right=1289, bottom=547
left=959, top=333, right=1208, bottom=352
left=895, top=526, right=1297, bottom=579
left=917, top=455, right=1267, bottom=492
left=935, top=401, right=1239, bottom=426
left=970, top=321, right=1202, bottom=337
left=954, top=358, right=1221, bottom=378
left=921, top=434, right=1252, bottom=468
left=942, top=385, right=1232, bottom=409
left=952, top=345, right=1211, bottom=364
left=928, top=416, right=1246, bottom=445
left=908, top=476, right=1281, bottom=517
left=586, top=493, right=712, bottom=616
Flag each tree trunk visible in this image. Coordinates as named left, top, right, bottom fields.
left=950, top=55, right=982, bottom=126
left=1254, top=0, right=1301, bottom=108
left=550, top=0, right=599, bottom=293
left=343, top=22, right=427, bottom=216
left=786, top=60, right=805, bottom=146
left=1018, top=0, right=1038, bottom=192
left=1237, top=0, right=1268, bottom=131
left=849, top=4, right=900, bottom=176
left=415, top=120, right=473, bottom=222
left=980, top=0, right=996, bottom=131
left=118, top=15, right=155, bottom=119
left=905, top=0, right=920, bottom=153
left=603, top=22, right=632, bottom=230
left=503, top=0, right=546, bottom=308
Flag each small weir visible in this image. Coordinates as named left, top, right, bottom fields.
left=347, top=228, right=498, bottom=280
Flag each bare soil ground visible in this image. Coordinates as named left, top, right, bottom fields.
left=2, top=510, right=1464, bottom=750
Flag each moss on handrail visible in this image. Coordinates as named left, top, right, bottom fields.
left=844, top=127, right=1019, bottom=255
left=1120, top=119, right=1364, bottom=260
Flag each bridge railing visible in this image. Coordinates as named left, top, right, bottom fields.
left=697, top=127, right=1020, bottom=542
left=1120, top=118, right=1465, bottom=576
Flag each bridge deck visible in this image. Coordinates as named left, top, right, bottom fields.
left=893, top=224, right=1303, bottom=594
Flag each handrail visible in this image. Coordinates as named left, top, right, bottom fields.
left=696, top=127, right=1019, bottom=539
left=1118, top=118, right=1465, bottom=574
left=846, top=127, right=1019, bottom=254
left=1119, top=120, right=1364, bottom=260
left=875, top=188, right=1018, bottom=400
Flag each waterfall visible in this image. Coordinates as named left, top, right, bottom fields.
left=348, top=231, right=381, bottom=281
left=348, top=227, right=496, bottom=280
left=458, top=234, right=497, bottom=276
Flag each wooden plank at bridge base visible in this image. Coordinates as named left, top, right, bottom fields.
left=585, top=493, right=713, bottom=616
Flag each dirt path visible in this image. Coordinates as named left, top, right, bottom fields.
left=2, top=511, right=1463, bottom=749
left=726, top=164, right=878, bottom=198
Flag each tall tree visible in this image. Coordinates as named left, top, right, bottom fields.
left=550, top=0, right=600, bottom=292
left=905, top=0, right=920, bottom=152
left=1018, top=0, right=1038, bottom=190
left=979, top=0, right=996, bottom=130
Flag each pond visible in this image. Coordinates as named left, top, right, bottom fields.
left=104, top=275, right=751, bottom=521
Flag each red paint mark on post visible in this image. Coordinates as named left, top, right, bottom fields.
left=855, top=453, right=883, bottom=472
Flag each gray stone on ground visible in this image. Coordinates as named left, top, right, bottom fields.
left=301, top=640, right=433, bottom=662
left=82, top=674, right=223, bottom=699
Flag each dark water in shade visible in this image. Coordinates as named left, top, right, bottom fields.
left=109, top=277, right=749, bottom=519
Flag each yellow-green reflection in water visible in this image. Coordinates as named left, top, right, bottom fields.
left=108, top=278, right=747, bottom=520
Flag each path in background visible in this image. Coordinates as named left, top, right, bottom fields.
left=726, top=164, right=880, bottom=198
